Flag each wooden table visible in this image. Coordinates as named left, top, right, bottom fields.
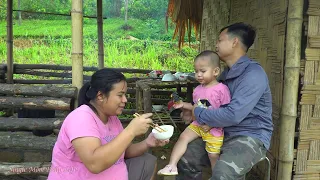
left=135, top=79, right=198, bottom=115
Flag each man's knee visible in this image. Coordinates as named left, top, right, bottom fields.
left=211, top=160, right=245, bottom=180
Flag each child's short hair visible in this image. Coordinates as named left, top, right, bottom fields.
left=194, top=50, right=220, bottom=68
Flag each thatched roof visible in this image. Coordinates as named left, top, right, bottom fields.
left=166, top=0, right=203, bottom=49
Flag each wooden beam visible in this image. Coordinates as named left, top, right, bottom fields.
left=0, top=132, right=56, bottom=150
left=6, top=0, right=13, bottom=84
left=97, top=0, right=104, bottom=69
left=0, top=96, right=71, bottom=111
left=0, top=117, right=63, bottom=131
left=0, top=84, right=77, bottom=98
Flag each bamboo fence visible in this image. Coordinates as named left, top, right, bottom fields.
left=293, top=0, right=320, bottom=179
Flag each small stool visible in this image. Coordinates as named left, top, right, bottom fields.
left=244, top=156, right=271, bottom=180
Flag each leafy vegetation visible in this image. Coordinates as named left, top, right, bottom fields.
left=0, top=0, right=200, bottom=73
left=0, top=17, right=198, bottom=72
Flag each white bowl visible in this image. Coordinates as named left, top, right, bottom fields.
left=152, top=105, right=164, bottom=112
left=162, top=73, right=177, bottom=81
left=152, top=125, right=174, bottom=140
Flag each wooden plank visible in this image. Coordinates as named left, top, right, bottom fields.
left=308, top=141, right=320, bottom=160
left=304, top=61, right=315, bottom=85
left=296, top=149, right=308, bottom=172
left=13, top=64, right=167, bottom=74
left=0, top=132, right=56, bottom=150
left=0, top=96, right=71, bottom=111
left=299, top=130, right=320, bottom=140
left=307, top=16, right=320, bottom=36
left=302, top=85, right=320, bottom=90
left=0, top=83, right=77, bottom=98
left=0, top=117, right=63, bottom=131
left=300, top=105, right=313, bottom=130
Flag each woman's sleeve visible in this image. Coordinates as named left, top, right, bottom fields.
left=65, top=112, right=100, bottom=142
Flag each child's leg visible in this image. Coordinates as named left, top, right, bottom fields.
left=208, top=152, right=219, bottom=170
left=168, top=128, right=200, bottom=166
left=202, top=129, right=224, bottom=170
left=157, top=126, right=200, bottom=175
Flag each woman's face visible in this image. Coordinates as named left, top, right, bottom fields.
left=98, top=80, right=128, bottom=116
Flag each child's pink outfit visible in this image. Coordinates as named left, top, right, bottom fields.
left=191, top=82, right=231, bottom=137
left=47, top=105, right=128, bottom=180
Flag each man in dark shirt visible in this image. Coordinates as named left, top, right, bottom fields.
left=176, top=22, right=273, bottom=180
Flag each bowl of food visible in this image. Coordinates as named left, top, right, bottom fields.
left=152, top=105, right=164, bottom=112
left=162, top=73, right=177, bottom=82
left=152, top=125, right=174, bottom=140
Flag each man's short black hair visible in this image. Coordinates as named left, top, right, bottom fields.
left=220, top=22, right=256, bottom=51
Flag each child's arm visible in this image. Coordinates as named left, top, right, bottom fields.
left=173, top=101, right=193, bottom=110
left=171, top=92, right=194, bottom=110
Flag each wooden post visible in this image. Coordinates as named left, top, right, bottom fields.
left=71, top=0, right=84, bottom=108
left=135, top=82, right=143, bottom=113
left=124, top=0, right=128, bottom=25
left=277, top=0, right=303, bottom=179
left=6, top=0, right=13, bottom=84
left=186, top=82, right=193, bottom=103
left=18, top=0, right=21, bottom=25
left=97, top=0, right=104, bottom=69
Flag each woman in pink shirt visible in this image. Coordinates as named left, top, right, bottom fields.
left=48, top=68, right=169, bottom=180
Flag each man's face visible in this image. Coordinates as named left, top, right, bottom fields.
left=216, top=29, right=234, bottom=61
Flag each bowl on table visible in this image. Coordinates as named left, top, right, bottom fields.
left=152, top=105, right=164, bottom=112
left=152, top=125, right=174, bottom=140
left=161, top=73, right=177, bottom=81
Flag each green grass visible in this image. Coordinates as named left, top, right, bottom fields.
left=0, top=18, right=198, bottom=73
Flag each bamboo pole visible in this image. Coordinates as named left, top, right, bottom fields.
left=97, top=0, right=104, bottom=69
left=6, top=0, right=13, bottom=84
left=71, top=0, right=83, bottom=108
left=277, top=0, right=303, bottom=179
left=18, top=0, right=21, bottom=25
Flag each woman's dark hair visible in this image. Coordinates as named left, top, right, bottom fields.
left=78, top=68, right=126, bottom=110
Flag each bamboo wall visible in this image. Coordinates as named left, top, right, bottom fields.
left=294, top=0, right=320, bottom=179
left=200, top=0, right=230, bottom=52
left=200, top=0, right=288, bottom=179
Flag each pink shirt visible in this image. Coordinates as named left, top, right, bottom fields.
left=47, top=105, right=128, bottom=180
left=192, top=83, right=231, bottom=136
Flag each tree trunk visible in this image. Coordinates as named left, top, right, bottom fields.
left=0, top=117, right=63, bottom=131
left=0, top=84, right=77, bottom=98
left=0, top=97, right=71, bottom=111
left=0, top=162, right=51, bottom=176
left=0, top=132, right=56, bottom=150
